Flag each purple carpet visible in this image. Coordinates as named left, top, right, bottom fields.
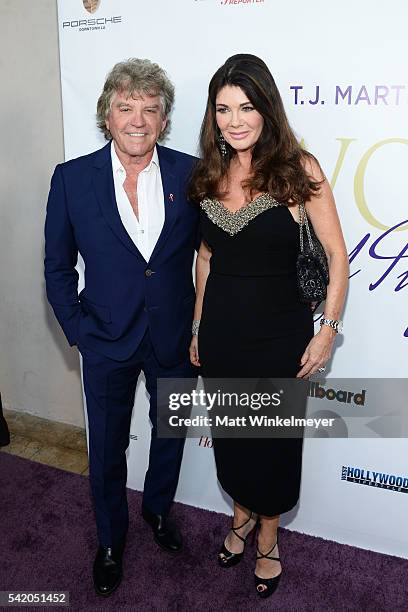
left=1, top=453, right=407, bottom=611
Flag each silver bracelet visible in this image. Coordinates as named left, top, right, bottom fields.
left=320, top=317, right=343, bottom=334
left=192, top=320, right=200, bottom=336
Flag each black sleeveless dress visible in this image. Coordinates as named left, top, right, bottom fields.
left=199, top=194, right=314, bottom=517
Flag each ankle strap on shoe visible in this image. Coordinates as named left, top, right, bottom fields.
left=256, top=540, right=280, bottom=562
left=231, top=511, right=254, bottom=540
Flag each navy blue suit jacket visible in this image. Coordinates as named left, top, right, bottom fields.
left=44, top=142, right=199, bottom=365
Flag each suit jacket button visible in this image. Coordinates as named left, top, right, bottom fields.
left=145, top=269, right=154, bottom=277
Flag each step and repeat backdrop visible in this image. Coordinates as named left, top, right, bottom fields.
left=57, top=0, right=407, bottom=557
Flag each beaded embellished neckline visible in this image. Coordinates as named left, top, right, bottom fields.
left=200, top=193, right=282, bottom=236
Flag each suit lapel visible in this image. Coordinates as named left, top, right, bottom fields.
left=149, top=145, right=180, bottom=263
left=91, top=142, right=146, bottom=261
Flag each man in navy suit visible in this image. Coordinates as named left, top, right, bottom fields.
left=44, top=59, right=198, bottom=596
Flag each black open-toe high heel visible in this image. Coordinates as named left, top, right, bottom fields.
left=254, top=540, right=282, bottom=598
left=218, top=512, right=257, bottom=568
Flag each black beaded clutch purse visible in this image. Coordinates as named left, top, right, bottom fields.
left=296, top=202, right=329, bottom=303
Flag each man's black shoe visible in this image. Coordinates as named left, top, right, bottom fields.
left=142, top=506, right=182, bottom=553
left=0, top=394, right=10, bottom=447
left=0, top=418, right=10, bottom=447
left=93, top=544, right=124, bottom=597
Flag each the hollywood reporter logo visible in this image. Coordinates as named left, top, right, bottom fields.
left=342, top=465, right=408, bottom=493
left=198, top=436, right=213, bottom=448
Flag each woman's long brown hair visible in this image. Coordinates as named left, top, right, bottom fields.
left=188, top=54, right=323, bottom=204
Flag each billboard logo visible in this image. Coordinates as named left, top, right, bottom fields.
left=309, top=382, right=366, bottom=405
left=83, top=0, right=101, bottom=13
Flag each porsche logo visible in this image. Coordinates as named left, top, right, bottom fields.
left=82, top=0, right=101, bottom=14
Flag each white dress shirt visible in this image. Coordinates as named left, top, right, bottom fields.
left=111, top=141, right=165, bottom=262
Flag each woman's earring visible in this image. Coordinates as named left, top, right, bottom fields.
left=218, top=132, right=227, bottom=156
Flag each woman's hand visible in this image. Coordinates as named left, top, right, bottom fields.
left=189, top=335, right=200, bottom=367
left=296, top=326, right=336, bottom=378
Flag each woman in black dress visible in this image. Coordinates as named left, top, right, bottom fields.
left=188, top=54, right=348, bottom=598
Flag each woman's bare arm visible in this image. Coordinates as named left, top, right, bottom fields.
left=297, top=156, right=349, bottom=378
left=190, top=240, right=212, bottom=367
